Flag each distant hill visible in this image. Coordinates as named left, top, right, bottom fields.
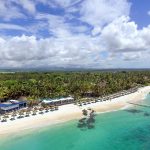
left=0, top=67, right=150, bottom=73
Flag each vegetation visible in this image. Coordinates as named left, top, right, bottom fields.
left=0, top=71, right=150, bottom=101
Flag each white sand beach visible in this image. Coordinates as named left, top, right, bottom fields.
left=0, top=86, right=150, bottom=136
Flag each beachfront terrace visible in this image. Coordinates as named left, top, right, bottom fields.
left=42, top=96, right=74, bottom=106
left=0, top=100, right=27, bottom=114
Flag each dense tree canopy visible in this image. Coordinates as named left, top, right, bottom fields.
left=0, top=71, right=149, bottom=100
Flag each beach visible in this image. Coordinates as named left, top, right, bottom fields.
left=0, top=86, right=150, bottom=136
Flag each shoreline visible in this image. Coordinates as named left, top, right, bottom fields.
left=0, top=86, right=150, bottom=136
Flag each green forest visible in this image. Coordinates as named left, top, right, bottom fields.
left=0, top=71, right=150, bottom=101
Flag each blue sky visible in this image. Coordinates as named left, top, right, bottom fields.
left=129, top=0, right=150, bottom=29
left=0, top=0, right=150, bottom=69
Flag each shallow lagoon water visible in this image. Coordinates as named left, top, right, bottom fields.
left=1, top=95, right=150, bottom=150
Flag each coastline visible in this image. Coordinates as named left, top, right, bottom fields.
left=0, top=86, right=150, bottom=136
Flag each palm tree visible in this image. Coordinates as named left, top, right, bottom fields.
left=0, top=71, right=148, bottom=105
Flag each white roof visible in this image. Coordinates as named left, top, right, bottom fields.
left=42, top=97, right=74, bottom=103
left=9, top=100, right=19, bottom=103
left=42, top=100, right=51, bottom=104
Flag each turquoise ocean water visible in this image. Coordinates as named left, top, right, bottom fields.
left=1, top=95, right=150, bottom=150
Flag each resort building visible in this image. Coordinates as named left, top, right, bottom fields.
left=0, top=100, right=27, bottom=114
left=42, top=96, right=74, bottom=106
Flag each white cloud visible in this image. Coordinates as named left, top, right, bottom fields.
left=101, top=16, right=150, bottom=53
left=91, top=26, right=102, bottom=36
left=0, top=23, right=26, bottom=31
left=79, top=0, right=131, bottom=32
left=36, top=13, right=71, bottom=37
left=0, top=34, right=105, bottom=68
left=148, top=11, right=150, bottom=16
left=0, top=0, right=36, bottom=20
left=15, top=0, right=36, bottom=14
left=47, top=0, right=82, bottom=8
left=36, top=13, right=89, bottom=37
left=0, top=0, right=150, bottom=68
left=1, top=18, right=150, bottom=68
left=1, top=15, right=150, bottom=69
left=0, top=0, right=25, bottom=20
left=123, top=52, right=141, bottom=61
left=36, top=0, right=131, bottom=35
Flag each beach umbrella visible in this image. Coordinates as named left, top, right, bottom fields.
left=50, top=106, right=55, bottom=111
left=24, top=109, right=30, bottom=116
left=35, top=107, right=40, bottom=112
left=45, top=107, right=49, bottom=112
left=79, top=102, right=82, bottom=106
left=34, top=107, right=38, bottom=111
left=74, top=101, right=78, bottom=105
left=12, top=111, right=17, bottom=117
left=2, top=115, right=8, bottom=122
left=27, top=108, right=32, bottom=114
left=87, top=99, right=91, bottom=104
left=39, top=107, right=44, bottom=114
left=32, top=110, right=37, bottom=115
left=12, top=113, right=16, bottom=118
left=54, top=106, right=58, bottom=110
left=20, top=110, right=25, bottom=115
left=25, top=111, right=30, bottom=117
left=4, top=114, right=9, bottom=118
left=18, top=111, right=24, bottom=118
left=10, top=113, right=16, bottom=120
left=48, top=105, right=51, bottom=110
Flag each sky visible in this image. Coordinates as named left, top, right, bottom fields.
left=0, top=0, right=150, bottom=69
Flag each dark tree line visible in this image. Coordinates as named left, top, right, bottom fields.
left=0, top=71, right=149, bottom=101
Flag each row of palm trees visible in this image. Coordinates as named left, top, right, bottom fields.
left=0, top=71, right=149, bottom=100
left=0, top=105, right=59, bottom=122
left=74, top=87, right=138, bottom=106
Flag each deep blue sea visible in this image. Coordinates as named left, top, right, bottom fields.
left=1, top=95, right=150, bottom=150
